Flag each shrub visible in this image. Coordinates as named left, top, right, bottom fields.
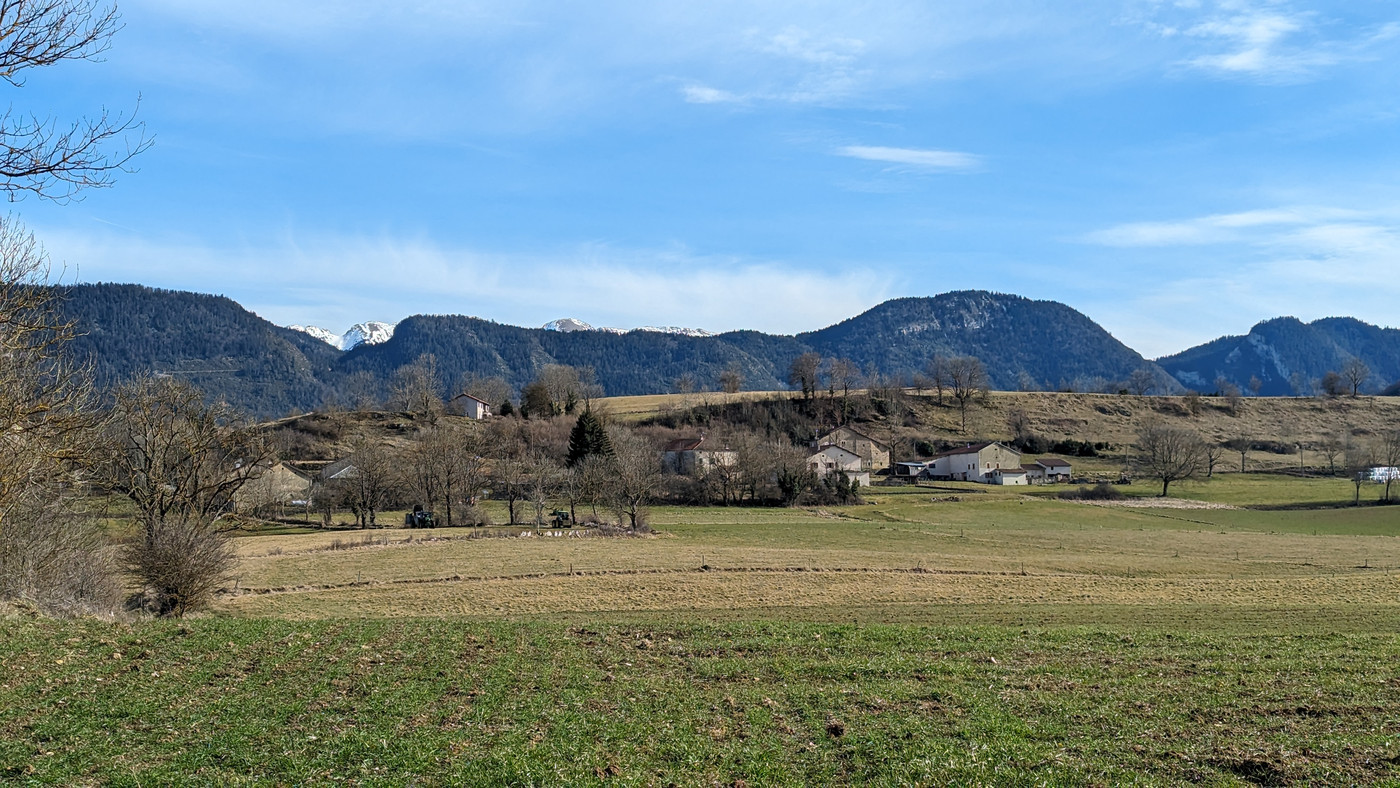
left=125, top=520, right=237, bottom=618
left=1058, top=483, right=1124, bottom=501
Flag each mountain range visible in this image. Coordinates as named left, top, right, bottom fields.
left=53, top=283, right=1399, bottom=416
left=1155, top=317, right=1400, bottom=396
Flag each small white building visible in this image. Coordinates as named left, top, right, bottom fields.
left=452, top=393, right=493, bottom=420
left=991, top=467, right=1029, bottom=486
left=662, top=437, right=737, bottom=475
left=808, top=445, right=871, bottom=486
left=1033, top=457, right=1073, bottom=483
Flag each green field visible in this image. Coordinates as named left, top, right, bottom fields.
left=6, top=474, right=1400, bottom=784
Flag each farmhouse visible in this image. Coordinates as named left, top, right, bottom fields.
left=812, top=427, right=890, bottom=472
left=807, top=445, right=871, bottom=486
left=234, top=462, right=314, bottom=512
left=451, top=393, right=493, bottom=419
left=662, top=437, right=737, bottom=475
left=924, top=442, right=1023, bottom=484
left=1033, top=457, right=1073, bottom=483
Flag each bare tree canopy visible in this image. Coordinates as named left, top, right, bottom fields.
left=1341, top=358, right=1370, bottom=397
left=0, top=0, right=150, bottom=201
left=946, top=355, right=989, bottom=432
left=103, top=375, right=273, bottom=533
left=788, top=352, right=821, bottom=400
left=1135, top=421, right=1207, bottom=497
left=0, top=217, right=113, bottom=613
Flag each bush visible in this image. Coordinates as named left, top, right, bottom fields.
left=456, top=505, right=493, bottom=527
left=1058, top=483, right=1124, bottom=501
left=0, top=505, right=119, bottom=617
left=125, top=520, right=237, bottom=618
left=1050, top=439, right=1099, bottom=458
left=1011, top=434, right=1050, bottom=454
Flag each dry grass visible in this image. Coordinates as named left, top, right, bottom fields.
left=216, top=481, right=1400, bottom=622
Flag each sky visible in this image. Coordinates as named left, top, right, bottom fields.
left=16, top=0, right=1400, bottom=358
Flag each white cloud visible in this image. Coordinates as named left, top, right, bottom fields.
left=836, top=145, right=981, bottom=171
left=681, top=84, right=741, bottom=104
left=1139, top=1, right=1400, bottom=81
left=1082, top=206, right=1368, bottom=246
left=36, top=227, right=896, bottom=338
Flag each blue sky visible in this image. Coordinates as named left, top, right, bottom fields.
left=17, top=0, right=1400, bottom=357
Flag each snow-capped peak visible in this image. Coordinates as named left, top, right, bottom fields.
left=289, top=321, right=396, bottom=351
left=541, top=318, right=712, bottom=337
left=342, top=321, right=395, bottom=349
left=288, top=325, right=341, bottom=346
left=542, top=318, right=595, bottom=333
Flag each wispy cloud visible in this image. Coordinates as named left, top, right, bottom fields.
left=836, top=145, right=981, bottom=171
left=681, top=84, right=742, bottom=104
left=1083, top=206, right=1367, bottom=246
left=1143, top=1, right=1400, bottom=81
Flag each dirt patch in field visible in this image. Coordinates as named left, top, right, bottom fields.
left=1076, top=498, right=1240, bottom=510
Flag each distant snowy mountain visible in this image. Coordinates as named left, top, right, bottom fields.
left=542, top=318, right=712, bottom=337
left=289, top=321, right=396, bottom=351
left=289, top=325, right=341, bottom=346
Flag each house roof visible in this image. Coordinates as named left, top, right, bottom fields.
left=930, top=441, right=1023, bottom=460
left=995, top=467, right=1028, bottom=475
left=810, top=444, right=861, bottom=461
left=664, top=437, right=705, bottom=453
left=1020, top=464, right=1043, bottom=472
left=1036, top=456, right=1072, bottom=468
left=452, top=393, right=492, bottom=406
left=321, top=458, right=357, bottom=480
left=817, top=426, right=890, bottom=450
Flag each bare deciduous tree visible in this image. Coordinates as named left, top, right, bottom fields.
left=1379, top=430, right=1400, bottom=503
left=1224, top=433, right=1251, bottom=473
left=946, top=356, right=989, bottom=433
left=926, top=354, right=949, bottom=404
left=336, top=438, right=396, bottom=528
left=391, top=353, right=443, bottom=418
left=788, top=352, right=821, bottom=401
left=104, top=376, right=273, bottom=615
left=719, top=364, right=743, bottom=395
left=827, top=357, right=860, bottom=421
left=1127, top=368, right=1157, bottom=396
left=604, top=427, right=662, bottom=528
left=1341, top=358, right=1370, bottom=398
left=105, top=376, right=273, bottom=534
left=0, top=1, right=150, bottom=202
left=1135, top=421, right=1207, bottom=497
left=0, top=223, right=112, bottom=612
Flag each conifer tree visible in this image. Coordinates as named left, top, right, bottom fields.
left=566, top=408, right=613, bottom=467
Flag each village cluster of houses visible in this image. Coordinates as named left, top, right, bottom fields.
left=235, top=421, right=1077, bottom=515
left=662, top=426, right=1073, bottom=488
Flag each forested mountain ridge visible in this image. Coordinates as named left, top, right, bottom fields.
left=58, top=284, right=337, bottom=414
left=62, top=283, right=1399, bottom=417
left=798, top=292, right=1180, bottom=394
left=1156, top=316, right=1400, bottom=396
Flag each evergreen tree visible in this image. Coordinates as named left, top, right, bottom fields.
left=566, top=408, right=614, bottom=467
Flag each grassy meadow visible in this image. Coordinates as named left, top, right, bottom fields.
left=6, top=472, right=1400, bottom=784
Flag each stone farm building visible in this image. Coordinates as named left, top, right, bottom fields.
left=924, top=442, right=1024, bottom=484
left=662, top=437, right=737, bottom=475
left=812, top=427, right=890, bottom=472
left=233, top=462, right=314, bottom=513
left=807, top=444, right=871, bottom=487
